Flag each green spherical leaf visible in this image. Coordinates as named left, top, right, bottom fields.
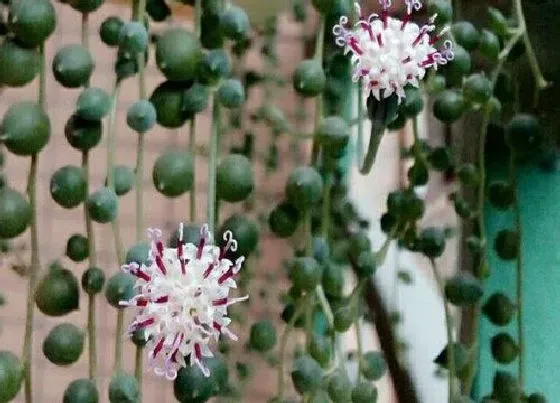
left=491, top=333, right=519, bottom=364
left=402, top=86, right=424, bottom=117
left=146, top=0, right=171, bottom=22
left=50, top=165, right=87, bottom=209
left=290, top=257, right=322, bottom=292
left=76, top=87, right=111, bottom=121
left=8, top=0, right=56, bottom=47
left=174, top=356, right=228, bottom=401
left=488, top=7, right=509, bottom=39
left=433, top=90, right=465, bottom=123
left=309, top=333, right=331, bottom=368
left=126, top=100, right=156, bottom=134
left=217, top=78, right=245, bottom=108
left=268, top=201, right=300, bottom=238
left=492, top=370, right=520, bottom=402
left=43, top=323, right=84, bottom=365
left=419, top=227, right=446, bottom=258
left=2, top=101, right=50, bottom=155
left=183, top=83, right=210, bottom=114
left=333, top=305, right=355, bottom=332
left=425, top=74, right=447, bottom=95
left=527, top=393, right=547, bottom=403
left=219, top=5, right=250, bottom=41
left=0, top=187, right=31, bottom=239
left=63, top=378, right=99, bottom=403
left=100, top=16, right=124, bottom=47
left=64, top=114, right=102, bottom=151
left=452, top=21, right=480, bottom=51
left=106, top=165, right=134, bottom=196
left=286, top=166, right=323, bottom=211
left=249, top=320, right=277, bottom=352
left=482, top=293, right=515, bottom=326
left=200, top=12, right=224, bottom=50
left=457, top=164, right=479, bottom=186
left=444, top=273, right=483, bottom=306
left=0, top=38, right=40, bottom=87
left=479, top=29, right=500, bottom=61
left=198, top=49, right=230, bottom=85
left=105, top=272, right=135, bottom=308
left=81, top=267, right=105, bottom=296
left=428, top=0, right=453, bottom=26
left=0, top=351, right=23, bottom=402
left=488, top=181, right=515, bottom=211
left=355, top=251, right=376, bottom=278
left=118, top=21, right=148, bottom=54
left=126, top=242, right=151, bottom=266
left=216, top=153, right=254, bottom=202
left=66, top=234, right=89, bottom=262
left=156, top=27, right=202, bottom=81
left=494, top=229, right=518, bottom=261
left=322, top=262, right=344, bottom=298
left=87, top=187, right=118, bottom=223
left=150, top=80, right=191, bottom=128
left=327, top=372, right=352, bottom=402
left=407, top=161, right=429, bottom=187
left=293, top=59, right=326, bottom=98
left=130, top=329, right=149, bottom=347
left=219, top=214, right=259, bottom=257
left=52, top=44, right=94, bottom=88
left=152, top=150, right=194, bottom=197
left=70, top=0, right=104, bottom=13
left=311, top=0, right=335, bottom=13
left=361, top=351, right=386, bottom=381
left=317, top=116, right=349, bottom=157
left=445, top=45, right=471, bottom=85
left=463, top=73, right=492, bottom=104
left=109, top=371, right=139, bottom=403
left=351, top=381, right=378, bottom=403
left=291, top=355, right=323, bottom=394
left=506, top=114, right=542, bottom=156
left=35, top=262, right=80, bottom=316
left=428, top=147, right=454, bottom=172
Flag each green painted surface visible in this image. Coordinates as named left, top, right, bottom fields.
left=477, top=162, right=559, bottom=400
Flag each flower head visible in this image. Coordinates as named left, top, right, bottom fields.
left=333, top=0, right=454, bottom=102
left=120, top=224, right=247, bottom=380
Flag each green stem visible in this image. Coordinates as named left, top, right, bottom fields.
left=355, top=79, right=364, bottom=163
left=115, top=309, right=124, bottom=370
left=359, top=124, right=384, bottom=175
left=509, top=150, right=524, bottom=389
left=315, top=285, right=334, bottom=328
left=513, top=0, right=548, bottom=90
left=135, top=133, right=145, bottom=242
left=355, top=319, right=363, bottom=380
left=430, top=259, right=455, bottom=402
left=135, top=345, right=143, bottom=401
left=106, top=82, right=121, bottom=191
left=207, top=94, right=221, bottom=234
left=23, top=154, right=39, bottom=403
left=81, top=13, right=89, bottom=53
left=87, top=294, right=97, bottom=380
left=310, top=14, right=326, bottom=166
left=304, top=209, right=313, bottom=257
left=194, top=0, right=202, bottom=38
left=277, top=298, right=307, bottom=400
left=188, top=118, right=197, bottom=223
left=321, top=174, right=332, bottom=239
left=23, top=44, right=45, bottom=403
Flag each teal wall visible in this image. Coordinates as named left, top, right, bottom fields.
left=476, top=162, right=559, bottom=399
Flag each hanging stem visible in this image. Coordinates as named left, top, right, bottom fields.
left=355, top=319, right=364, bottom=379
left=207, top=94, right=221, bottom=234
left=430, top=259, right=455, bottom=402
left=310, top=14, right=326, bottom=166
left=114, top=309, right=125, bottom=370
left=508, top=150, right=525, bottom=388
left=23, top=43, right=46, bottom=403
left=135, top=342, right=144, bottom=400
left=277, top=298, right=307, bottom=400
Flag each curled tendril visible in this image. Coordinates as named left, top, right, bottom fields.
left=379, top=0, right=392, bottom=9
left=200, top=224, right=211, bottom=241
left=147, top=228, right=163, bottom=241
left=222, top=230, right=238, bottom=252
left=442, top=40, right=454, bottom=61
left=405, top=0, right=422, bottom=14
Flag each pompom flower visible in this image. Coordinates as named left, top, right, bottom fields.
left=120, top=224, right=247, bottom=380
left=333, top=0, right=454, bottom=102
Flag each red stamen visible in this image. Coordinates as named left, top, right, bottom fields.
left=430, top=34, right=442, bottom=46
left=402, top=56, right=412, bottom=64
left=203, top=263, right=214, bottom=279
left=359, top=21, right=374, bottom=41
left=377, top=33, right=384, bottom=47
left=196, top=237, right=206, bottom=259
left=136, top=298, right=148, bottom=307
left=194, top=343, right=202, bottom=360
left=156, top=240, right=164, bottom=257
left=218, top=268, right=234, bottom=285
left=154, top=295, right=169, bottom=304
left=132, top=268, right=151, bottom=282
left=413, top=28, right=428, bottom=47
left=401, top=14, right=410, bottom=30
left=135, top=317, right=155, bottom=330
left=381, top=11, right=388, bottom=28
left=212, top=298, right=228, bottom=306
left=177, top=243, right=186, bottom=274
left=155, top=255, right=167, bottom=275
left=171, top=349, right=179, bottom=362
left=213, top=321, right=221, bottom=332
left=152, top=337, right=165, bottom=358
left=349, top=37, right=363, bottom=55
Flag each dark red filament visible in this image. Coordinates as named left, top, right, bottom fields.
left=401, top=14, right=410, bottom=30
left=134, top=317, right=155, bottom=330
left=154, top=295, right=169, bottom=304
left=360, top=21, right=374, bottom=41
left=377, top=33, right=384, bottom=47
left=196, top=237, right=206, bottom=259
left=155, top=255, right=167, bottom=275
left=156, top=240, right=164, bottom=257
left=194, top=343, right=202, bottom=360
left=212, top=298, right=228, bottom=306
left=203, top=263, right=214, bottom=279
left=349, top=37, right=363, bottom=55
left=152, top=337, right=165, bottom=358
left=213, top=321, right=221, bottom=332
left=131, top=268, right=150, bottom=282
left=177, top=243, right=186, bottom=274
left=218, top=268, right=234, bottom=285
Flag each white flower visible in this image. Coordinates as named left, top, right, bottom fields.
left=333, top=0, right=454, bottom=102
left=120, top=223, right=247, bottom=380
